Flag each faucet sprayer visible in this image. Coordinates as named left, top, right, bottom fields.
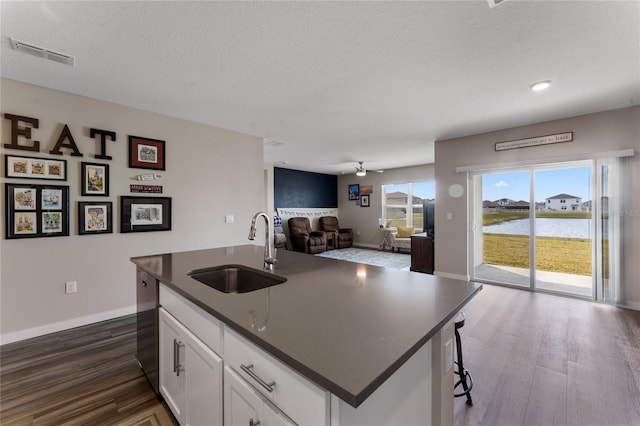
left=248, top=211, right=277, bottom=271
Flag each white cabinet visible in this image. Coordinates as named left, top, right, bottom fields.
left=224, top=366, right=296, bottom=426
left=224, top=328, right=328, bottom=426
left=159, top=307, right=223, bottom=425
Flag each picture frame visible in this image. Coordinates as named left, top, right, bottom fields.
left=348, top=184, right=360, bottom=200
left=360, top=194, right=370, bottom=207
left=81, top=162, right=109, bottom=196
left=128, top=136, right=166, bottom=170
left=120, top=196, right=171, bottom=233
left=360, top=185, right=373, bottom=195
left=5, top=183, right=69, bottom=239
left=4, top=154, right=67, bottom=180
left=78, top=202, right=113, bottom=235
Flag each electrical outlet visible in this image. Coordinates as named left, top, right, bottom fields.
left=65, top=281, right=77, bottom=294
left=225, top=215, right=234, bottom=224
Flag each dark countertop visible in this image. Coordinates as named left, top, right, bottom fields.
left=132, top=244, right=481, bottom=408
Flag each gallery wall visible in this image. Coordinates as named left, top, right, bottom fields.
left=434, top=106, right=640, bottom=309
left=0, top=78, right=266, bottom=343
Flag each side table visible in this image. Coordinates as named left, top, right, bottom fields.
left=379, top=227, right=392, bottom=251
left=325, top=231, right=335, bottom=250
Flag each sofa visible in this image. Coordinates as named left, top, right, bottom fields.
left=318, top=216, right=353, bottom=249
left=388, top=226, right=423, bottom=252
left=288, top=217, right=327, bottom=254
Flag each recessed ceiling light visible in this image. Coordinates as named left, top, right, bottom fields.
left=530, top=80, right=552, bottom=92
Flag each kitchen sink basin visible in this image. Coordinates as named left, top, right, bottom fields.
left=187, top=265, right=286, bottom=293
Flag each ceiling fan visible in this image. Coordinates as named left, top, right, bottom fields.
left=355, top=161, right=384, bottom=177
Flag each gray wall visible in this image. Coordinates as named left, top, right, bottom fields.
left=338, top=164, right=435, bottom=248
left=434, top=106, right=640, bottom=309
left=0, top=78, right=266, bottom=343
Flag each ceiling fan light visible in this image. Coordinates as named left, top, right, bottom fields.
left=356, top=170, right=366, bottom=177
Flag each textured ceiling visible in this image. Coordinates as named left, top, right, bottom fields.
left=1, top=1, right=639, bottom=175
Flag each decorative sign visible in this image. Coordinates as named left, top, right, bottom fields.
left=130, top=184, right=163, bottom=194
left=133, top=173, right=162, bottom=181
left=495, top=132, right=573, bottom=151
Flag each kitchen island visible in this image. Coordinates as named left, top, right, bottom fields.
left=132, top=244, right=481, bottom=425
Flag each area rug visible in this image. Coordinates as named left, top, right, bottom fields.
left=315, top=247, right=411, bottom=270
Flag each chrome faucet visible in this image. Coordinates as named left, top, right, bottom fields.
left=248, top=211, right=277, bottom=271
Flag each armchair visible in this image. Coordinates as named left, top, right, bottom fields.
left=319, top=216, right=353, bottom=249
left=288, top=217, right=327, bottom=254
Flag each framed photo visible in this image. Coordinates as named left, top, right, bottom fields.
left=348, top=184, right=360, bottom=200
left=360, top=194, right=370, bottom=207
left=5, top=183, right=69, bottom=239
left=120, top=196, right=171, bottom=233
left=360, top=185, right=373, bottom=195
left=4, top=154, right=67, bottom=180
left=78, top=202, right=113, bottom=235
left=128, top=136, right=166, bottom=170
left=81, top=162, right=109, bottom=196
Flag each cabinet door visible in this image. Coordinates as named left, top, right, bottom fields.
left=159, top=308, right=186, bottom=423
left=263, top=400, right=297, bottom=426
left=185, top=333, right=223, bottom=426
left=224, top=366, right=263, bottom=426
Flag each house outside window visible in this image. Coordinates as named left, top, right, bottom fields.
left=382, top=181, right=435, bottom=228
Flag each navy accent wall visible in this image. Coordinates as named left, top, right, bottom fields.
left=274, top=167, right=337, bottom=208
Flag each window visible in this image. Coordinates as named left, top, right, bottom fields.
left=382, top=181, right=435, bottom=228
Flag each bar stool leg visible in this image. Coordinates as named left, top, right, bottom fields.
left=454, top=326, right=474, bottom=406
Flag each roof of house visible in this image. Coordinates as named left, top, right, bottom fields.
left=545, top=193, right=581, bottom=200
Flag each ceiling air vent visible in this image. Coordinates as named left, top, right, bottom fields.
left=9, top=38, right=75, bottom=66
left=487, top=0, right=510, bottom=8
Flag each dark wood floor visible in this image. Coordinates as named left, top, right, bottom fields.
left=454, top=285, right=640, bottom=426
left=0, top=314, right=172, bottom=425
left=1, top=285, right=639, bottom=425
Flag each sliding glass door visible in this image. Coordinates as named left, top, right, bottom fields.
left=473, top=170, right=531, bottom=288
left=533, top=165, right=593, bottom=297
left=470, top=159, right=620, bottom=302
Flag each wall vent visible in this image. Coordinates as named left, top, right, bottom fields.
left=9, top=38, right=75, bottom=66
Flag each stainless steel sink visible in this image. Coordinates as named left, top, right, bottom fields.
left=187, top=265, right=286, bottom=293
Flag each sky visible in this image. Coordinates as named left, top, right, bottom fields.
left=382, top=167, right=590, bottom=203
left=385, top=181, right=435, bottom=200
left=482, top=167, right=592, bottom=202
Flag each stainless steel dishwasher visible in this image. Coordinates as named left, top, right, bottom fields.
left=136, top=268, right=159, bottom=394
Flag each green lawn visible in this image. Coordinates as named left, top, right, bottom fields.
left=483, top=233, right=592, bottom=276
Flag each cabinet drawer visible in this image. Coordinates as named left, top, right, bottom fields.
left=160, top=283, right=222, bottom=355
left=224, top=328, right=328, bottom=426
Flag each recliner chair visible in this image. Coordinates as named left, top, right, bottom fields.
left=319, top=216, right=353, bottom=249
left=288, top=217, right=327, bottom=254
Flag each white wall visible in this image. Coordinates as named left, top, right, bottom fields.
left=434, top=106, right=640, bottom=309
left=337, top=164, right=435, bottom=248
left=0, top=79, right=266, bottom=343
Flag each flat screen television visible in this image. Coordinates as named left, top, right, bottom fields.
left=423, top=201, right=435, bottom=237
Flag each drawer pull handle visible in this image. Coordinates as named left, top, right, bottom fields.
left=173, top=339, right=178, bottom=373
left=241, top=363, right=276, bottom=393
left=176, top=341, right=184, bottom=377
left=173, top=339, right=184, bottom=376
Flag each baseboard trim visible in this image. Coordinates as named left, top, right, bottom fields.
left=615, top=300, right=640, bottom=311
left=434, top=271, right=470, bottom=281
left=1, top=305, right=137, bottom=345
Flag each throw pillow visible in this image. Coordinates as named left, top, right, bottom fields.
left=396, top=226, right=414, bottom=238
